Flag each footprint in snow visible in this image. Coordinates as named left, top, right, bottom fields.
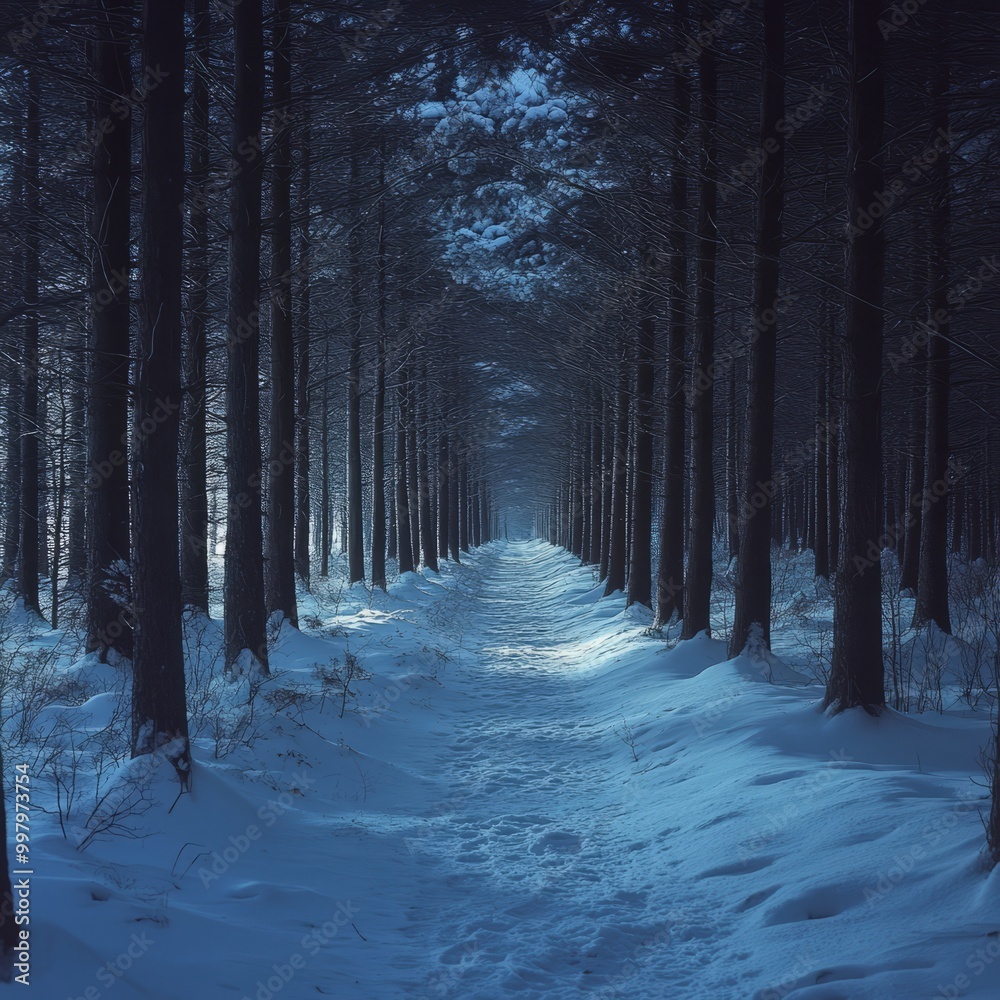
left=530, top=830, right=583, bottom=854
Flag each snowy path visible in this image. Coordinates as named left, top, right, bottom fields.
left=395, top=544, right=676, bottom=999
left=34, top=540, right=1000, bottom=1000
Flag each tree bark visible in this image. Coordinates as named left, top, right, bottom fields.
left=682, top=24, right=718, bottom=640
left=627, top=224, right=656, bottom=609
left=132, top=0, right=190, bottom=779
left=265, top=0, right=298, bottom=625
left=224, top=0, right=269, bottom=674
left=294, top=123, right=312, bottom=586
left=87, top=0, right=133, bottom=654
left=19, top=63, right=42, bottom=619
left=913, top=51, right=952, bottom=633
left=603, top=354, right=629, bottom=595
left=181, top=0, right=211, bottom=613
left=395, top=368, right=414, bottom=574
left=2, top=383, right=20, bottom=585
left=729, top=0, right=785, bottom=655
left=371, top=158, right=388, bottom=589
left=825, top=0, right=886, bottom=714
left=814, top=315, right=830, bottom=579
left=417, top=379, right=438, bottom=572
left=448, top=435, right=461, bottom=562
left=346, top=155, right=365, bottom=585
left=438, top=425, right=450, bottom=561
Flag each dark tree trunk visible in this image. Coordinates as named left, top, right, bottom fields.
left=828, top=344, right=841, bottom=575
left=319, top=345, right=330, bottom=579
left=388, top=472, right=397, bottom=562
left=825, top=0, right=886, bottom=714
left=726, top=364, right=739, bottom=561
left=294, top=124, right=311, bottom=586
left=599, top=392, right=613, bottom=581
left=3, top=385, right=20, bottom=585
left=132, top=0, right=190, bottom=779
left=346, top=156, right=365, bottom=585
left=448, top=436, right=460, bottom=562
left=899, top=335, right=925, bottom=592
left=471, top=477, right=482, bottom=548
left=814, top=317, right=830, bottom=579
left=265, top=0, right=298, bottom=625
left=181, top=0, right=211, bottom=613
left=604, top=356, right=629, bottom=595
left=656, top=52, right=691, bottom=626
left=371, top=162, right=388, bottom=589
left=417, top=382, right=438, bottom=572
left=438, top=425, right=450, bottom=561
left=459, top=455, right=470, bottom=553
left=571, top=448, right=584, bottom=557
left=914, top=53, right=952, bottom=633
left=36, top=393, right=47, bottom=583
left=87, top=0, right=132, bottom=655
left=589, top=406, right=603, bottom=566
left=581, top=419, right=593, bottom=564
left=406, top=376, right=421, bottom=567
left=50, top=386, right=66, bottom=627
left=627, top=223, right=656, bottom=609
left=682, top=26, right=717, bottom=641
left=395, top=371, right=414, bottom=574
left=19, top=64, right=42, bottom=619
left=730, top=0, right=784, bottom=655
left=224, top=0, right=269, bottom=674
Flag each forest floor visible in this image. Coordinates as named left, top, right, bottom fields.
left=7, top=540, right=1000, bottom=999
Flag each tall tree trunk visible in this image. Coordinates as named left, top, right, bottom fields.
left=448, top=435, right=461, bottom=562
left=828, top=336, right=841, bottom=575
left=50, top=381, right=67, bottom=627
left=132, top=0, right=190, bottom=779
left=599, top=393, right=613, bottom=581
left=371, top=159, right=388, bottom=589
left=19, top=64, right=42, bottom=619
left=914, top=51, right=952, bottom=633
left=581, top=419, right=593, bottom=564
left=346, top=156, right=365, bottom=584
left=729, top=0, right=785, bottom=655
left=726, top=364, right=740, bottom=561
left=224, top=0, right=269, bottom=674
left=417, top=379, right=438, bottom=571
left=571, top=446, right=584, bottom=557
left=294, top=124, right=312, bottom=586
left=3, top=385, right=20, bottom=586
left=395, top=369, right=414, bottom=574
left=589, top=404, right=603, bottom=566
left=87, top=0, right=132, bottom=655
left=899, top=324, right=925, bottom=592
left=814, top=315, right=830, bottom=579
left=471, top=477, right=482, bottom=548
left=459, top=454, right=470, bottom=553
left=438, top=424, right=450, bottom=561
left=36, top=392, right=48, bottom=584
left=406, top=374, right=421, bottom=567
left=604, top=352, right=629, bottom=595
left=181, top=0, right=211, bottom=613
left=627, top=222, right=656, bottom=609
left=682, top=24, right=718, bottom=640
left=319, top=341, right=330, bottom=579
left=265, top=0, right=298, bottom=625
left=824, top=0, right=886, bottom=714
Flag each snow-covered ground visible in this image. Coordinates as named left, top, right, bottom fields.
left=5, top=540, right=1000, bottom=999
